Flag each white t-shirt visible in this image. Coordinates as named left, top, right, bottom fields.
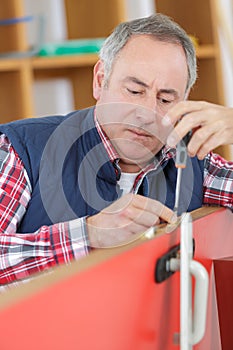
left=118, top=172, right=140, bottom=195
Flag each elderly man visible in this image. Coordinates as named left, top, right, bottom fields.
left=0, top=14, right=232, bottom=285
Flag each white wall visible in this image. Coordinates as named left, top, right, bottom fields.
left=124, top=0, right=155, bottom=19
left=24, top=0, right=67, bottom=43
left=217, top=0, right=233, bottom=157
left=24, top=0, right=74, bottom=116
left=217, top=0, right=233, bottom=107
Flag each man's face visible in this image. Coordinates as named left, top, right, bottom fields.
left=93, top=35, right=189, bottom=172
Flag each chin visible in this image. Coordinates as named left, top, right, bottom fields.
left=119, top=148, right=155, bottom=169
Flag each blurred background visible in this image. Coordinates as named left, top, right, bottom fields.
left=0, top=0, right=232, bottom=158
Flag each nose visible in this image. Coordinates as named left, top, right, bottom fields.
left=135, top=95, right=163, bottom=125
left=135, top=105, right=155, bottom=125
left=135, top=90, right=164, bottom=120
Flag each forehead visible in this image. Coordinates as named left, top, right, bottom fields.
left=111, top=35, right=189, bottom=90
left=117, top=34, right=186, bottom=63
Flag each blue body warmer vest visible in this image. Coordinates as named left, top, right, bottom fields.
left=0, top=107, right=204, bottom=233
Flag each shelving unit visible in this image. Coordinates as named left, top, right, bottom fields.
left=0, top=0, right=125, bottom=123
left=0, top=0, right=230, bottom=158
left=155, top=0, right=229, bottom=158
left=155, top=0, right=225, bottom=103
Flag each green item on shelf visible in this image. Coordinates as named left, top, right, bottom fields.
left=38, top=38, right=105, bottom=57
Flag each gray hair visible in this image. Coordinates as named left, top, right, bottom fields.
left=99, top=13, right=197, bottom=91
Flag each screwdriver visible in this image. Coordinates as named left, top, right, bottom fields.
left=173, top=131, right=192, bottom=216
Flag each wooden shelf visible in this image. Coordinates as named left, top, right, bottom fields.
left=155, top=0, right=224, bottom=105
left=0, top=0, right=125, bottom=121
left=196, top=45, right=218, bottom=58
left=154, top=0, right=231, bottom=160
left=0, top=54, right=98, bottom=71
left=0, top=58, right=28, bottom=71
left=0, top=45, right=217, bottom=73
left=32, top=54, right=98, bottom=70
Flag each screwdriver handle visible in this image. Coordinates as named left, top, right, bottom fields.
left=183, top=130, right=192, bottom=146
left=175, top=131, right=192, bottom=168
left=175, top=141, right=187, bottom=168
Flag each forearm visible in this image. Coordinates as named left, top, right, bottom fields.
left=0, top=135, right=90, bottom=285
left=0, top=217, right=89, bottom=285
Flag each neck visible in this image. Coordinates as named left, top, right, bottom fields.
left=119, top=159, right=150, bottom=173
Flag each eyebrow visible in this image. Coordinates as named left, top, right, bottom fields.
left=123, top=76, right=179, bottom=97
left=123, top=76, right=149, bottom=88
left=159, top=88, right=179, bottom=97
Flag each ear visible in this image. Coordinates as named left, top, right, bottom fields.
left=93, top=60, right=105, bottom=101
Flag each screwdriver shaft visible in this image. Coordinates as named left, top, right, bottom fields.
left=174, top=167, right=182, bottom=215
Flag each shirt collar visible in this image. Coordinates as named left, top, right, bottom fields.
left=94, top=111, right=119, bottom=162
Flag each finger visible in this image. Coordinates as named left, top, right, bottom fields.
left=98, top=220, right=154, bottom=248
left=163, top=100, right=207, bottom=126
left=166, top=113, right=202, bottom=148
left=165, top=103, right=224, bottom=148
left=122, top=204, right=160, bottom=227
left=158, top=203, right=177, bottom=223
left=187, top=123, right=220, bottom=157
left=192, top=130, right=227, bottom=160
left=132, top=195, right=177, bottom=224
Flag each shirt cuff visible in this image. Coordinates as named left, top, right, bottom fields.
left=68, top=217, right=91, bottom=259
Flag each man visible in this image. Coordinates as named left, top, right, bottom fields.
left=0, top=14, right=232, bottom=285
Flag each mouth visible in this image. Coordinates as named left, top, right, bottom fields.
left=128, top=127, right=151, bottom=138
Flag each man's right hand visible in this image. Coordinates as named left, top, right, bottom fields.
left=86, top=193, right=177, bottom=248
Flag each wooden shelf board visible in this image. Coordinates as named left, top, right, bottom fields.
left=0, top=45, right=217, bottom=73
left=32, top=54, right=99, bottom=70
left=196, top=45, right=217, bottom=58
left=0, top=58, right=27, bottom=71
left=0, top=54, right=99, bottom=72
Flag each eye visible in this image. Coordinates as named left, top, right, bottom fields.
left=126, top=88, right=143, bottom=95
left=160, top=98, right=173, bottom=104
left=158, top=97, right=174, bottom=105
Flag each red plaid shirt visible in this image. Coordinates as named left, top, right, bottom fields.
left=0, top=120, right=233, bottom=286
